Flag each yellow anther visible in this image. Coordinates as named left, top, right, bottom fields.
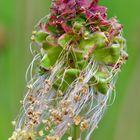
left=31, top=36, right=35, bottom=41
left=73, top=116, right=81, bottom=126
left=32, top=30, right=37, bottom=35
left=39, top=130, right=44, bottom=136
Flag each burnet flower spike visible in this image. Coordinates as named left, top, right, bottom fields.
left=9, top=0, right=128, bottom=140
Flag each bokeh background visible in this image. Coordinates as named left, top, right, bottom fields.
left=0, top=0, right=140, bottom=139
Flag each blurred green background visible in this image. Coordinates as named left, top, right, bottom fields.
left=0, top=0, right=140, bottom=140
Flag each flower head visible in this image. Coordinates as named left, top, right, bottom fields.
left=10, top=0, right=128, bottom=140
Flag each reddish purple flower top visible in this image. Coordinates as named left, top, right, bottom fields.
left=39, top=0, right=122, bottom=39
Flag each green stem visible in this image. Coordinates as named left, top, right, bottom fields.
left=73, top=125, right=77, bottom=140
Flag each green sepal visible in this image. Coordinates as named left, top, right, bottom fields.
left=68, top=50, right=88, bottom=69
left=46, top=35, right=58, bottom=46
left=74, top=16, right=86, bottom=24
left=113, top=36, right=126, bottom=48
left=79, top=35, right=95, bottom=50
left=68, top=53, right=76, bottom=68
left=72, top=21, right=84, bottom=33
left=90, top=71, right=110, bottom=94
left=94, top=44, right=121, bottom=64
left=76, top=60, right=87, bottom=69
left=47, top=24, right=57, bottom=34
left=91, top=32, right=108, bottom=48
left=42, top=41, right=52, bottom=50
left=42, top=35, right=58, bottom=50
left=53, top=68, right=80, bottom=92
left=74, top=51, right=88, bottom=69
left=58, top=33, right=74, bottom=47
left=79, top=32, right=107, bottom=51
left=95, top=81, right=109, bottom=95
left=95, top=71, right=110, bottom=79
left=40, top=46, right=62, bottom=69
left=95, top=71, right=110, bottom=94
left=35, top=31, right=47, bottom=42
